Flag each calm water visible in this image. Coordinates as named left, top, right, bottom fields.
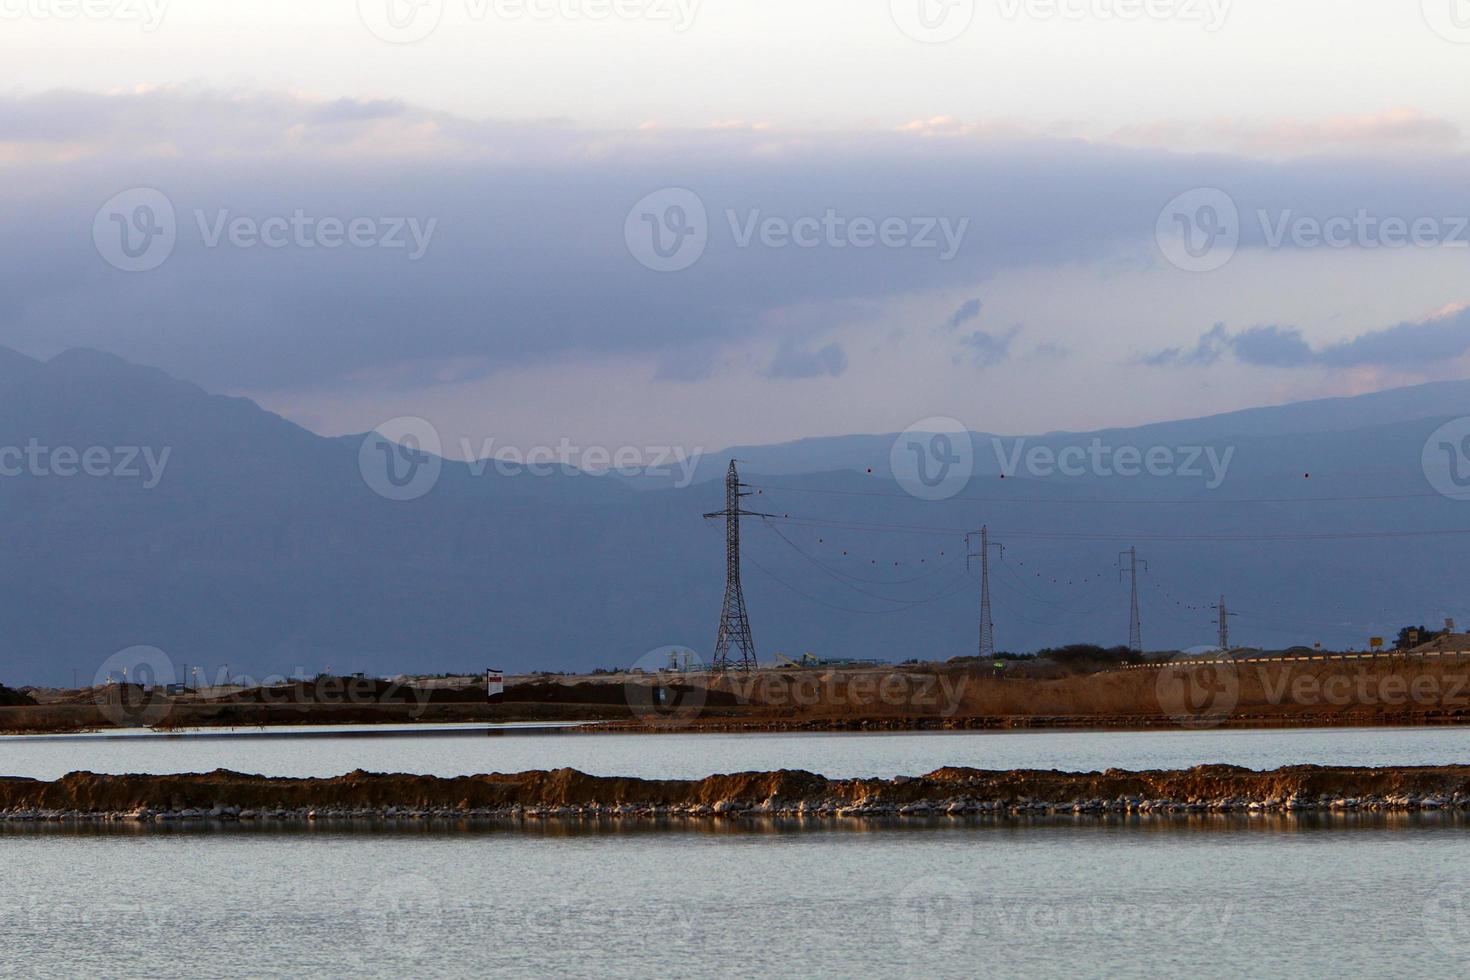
left=5, top=817, right=1469, bottom=978
left=5, top=723, right=1470, bottom=781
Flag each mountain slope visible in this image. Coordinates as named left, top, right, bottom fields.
left=1, top=345, right=1467, bottom=686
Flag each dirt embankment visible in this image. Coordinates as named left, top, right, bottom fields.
left=4, top=765, right=1470, bottom=823
left=0, top=686, right=37, bottom=708
left=7, top=655, right=1470, bottom=735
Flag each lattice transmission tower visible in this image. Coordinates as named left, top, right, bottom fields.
left=704, top=460, right=771, bottom=672
left=1118, top=547, right=1148, bottom=653
left=1216, top=596, right=1238, bottom=650
left=968, top=526, right=1005, bottom=659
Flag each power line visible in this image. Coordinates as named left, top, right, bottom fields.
left=743, top=550, right=974, bottom=617
left=750, top=481, right=1470, bottom=507
left=765, top=514, right=1470, bottom=544
left=759, top=519, right=967, bottom=607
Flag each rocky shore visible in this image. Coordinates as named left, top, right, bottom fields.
left=4, top=765, right=1470, bottom=824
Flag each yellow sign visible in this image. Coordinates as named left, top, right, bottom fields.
left=1369, top=637, right=1384, bottom=649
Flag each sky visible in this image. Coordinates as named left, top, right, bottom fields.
left=3, top=1, right=1470, bottom=457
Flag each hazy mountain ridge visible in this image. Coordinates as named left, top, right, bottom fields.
left=1, top=345, right=1466, bottom=685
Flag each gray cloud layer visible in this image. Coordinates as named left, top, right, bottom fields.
left=3, top=90, right=1470, bottom=397
left=1142, top=307, right=1470, bottom=370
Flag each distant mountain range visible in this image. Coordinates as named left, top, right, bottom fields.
left=2, top=345, right=1469, bottom=686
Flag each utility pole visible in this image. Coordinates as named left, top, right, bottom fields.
left=704, top=460, right=772, bottom=672
left=1118, top=548, right=1148, bottom=653
left=967, top=526, right=1004, bottom=659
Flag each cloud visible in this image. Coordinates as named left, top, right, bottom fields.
left=1027, top=342, right=1069, bottom=361
left=1138, top=323, right=1231, bottom=367
left=940, top=298, right=983, bottom=334
left=4, top=89, right=1470, bottom=401
left=765, top=342, right=848, bottom=379
left=1110, top=109, right=1463, bottom=157
left=902, top=109, right=1463, bottom=158
left=956, top=326, right=1023, bottom=368
left=1142, top=307, right=1470, bottom=371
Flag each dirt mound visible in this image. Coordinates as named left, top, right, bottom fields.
left=0, top=686, right=37, bottom=707
left=4, top=765, right=1470, bottom=818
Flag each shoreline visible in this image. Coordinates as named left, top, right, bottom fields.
left=5, top=764, right=1470, bottom=825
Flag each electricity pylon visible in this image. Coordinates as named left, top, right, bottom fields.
left=704, top=460, right=772, bottom=672
left=1118, top=547, right=1148, bottom=653
left=968, top=526, right=1004, bottom=659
